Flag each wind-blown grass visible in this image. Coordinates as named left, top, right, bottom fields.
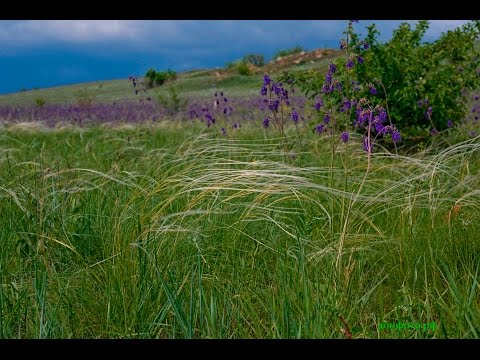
left=0, top=122, right=479, bottom=338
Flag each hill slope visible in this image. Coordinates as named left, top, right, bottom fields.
left=0, top=48, right=340, bottom=107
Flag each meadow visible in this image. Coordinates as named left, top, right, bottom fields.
left=0, top=21, right=479, bottom=339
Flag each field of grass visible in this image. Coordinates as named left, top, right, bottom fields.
left=0, top=121, right=479, bottom=338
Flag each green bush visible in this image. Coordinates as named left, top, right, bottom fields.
left=237, top=61, right=251, bottom=76
left=353, top=20, right=480, bottom=131
left=34, top=97, right=46, bottom=108
left=281, top=21, right=480, bottom=132
left=243, top=54, right=265, bottom=67
left=145, top=68, right=177, bottom=88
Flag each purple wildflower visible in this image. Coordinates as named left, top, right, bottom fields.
left=325, top=71, right=332, bottom=84
left=314, top=99, right=324, bottom=111
left=323, top=113, right=331, bottom=124
left=260, top=85, right=267, bottom=96
left=263, top=117, right=270, bottom=128
left=369, top=85, right=377, bottom=95
left=346, top=58, right=355, bottom=69
left=329, top=62, right=337, bottom=73
left=341, top=131, right=349, bottom=143
left=447, top=119, right=453, bottom=128
left=430, top=127, right=438, bottom=136
left=363, top=43, right=369, bottom=50
left=221, top=127, right=227, bottom=135
left=341, top=99, right=352, bottom=112
left=315, top=124, right=325, bottom=134
left=425, top=106, right=433, bottom=118
left=357, top=55, right=364, bottom=65
left=263, top=74, right=271, bottom=86
left=392, top=129, right=401, bottom=143
left=268, top=99, right=279, bottom=112
left=291, top=110, right=299, bottom=124
left=340, top=40, right=347, bottom=50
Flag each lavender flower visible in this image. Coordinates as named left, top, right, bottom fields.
left=369, top=85, right=377, bottom=95
left=291, top=110, right=299, bottom=124
left=346, top=58, right=355, bottom=69
left=341, top=99, right=352, bottom=112
left=447, top=119, right=453, bottom=128
left=430, top=127, right=438, bottom=136
left=263, top=116, right=270, bottom=128
left=341, top=131, right=349, bottom=143
left=391, top=129, right=401, bottom=143
left=363, top=43, right=370, bottom=50
left=329, top=62, right=337, bottom=73
left=357, top=55, right=364, bottom=65
left=315, top=124, right=325, bottom=134
left=314, top=99, right=324, bottom=111
left=268, top=99, right=280, bottom=112
left=425, top=106, right=432, bottom=118
left=323, top=113, right=331, bottom=124
left=263, top=74, right=271, bottom=86
left=260, top=85, right=267, bottom=96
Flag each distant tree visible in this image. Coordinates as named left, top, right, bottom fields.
left=243, top=54, right=265, bottom=67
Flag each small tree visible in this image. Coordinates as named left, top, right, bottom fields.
left=243, top=54, right=265, bottom=67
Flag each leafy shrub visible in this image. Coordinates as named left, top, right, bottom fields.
left=352, top=20, right=480, bottom=131
left=281, top=21, right=480, bottom=132
left=34, top=97, right=46, bottom=108
left=243, top=54, right=265, bottom=67
left=145, top=68, right=177, bottom=88
left=237, top=61, right=251, bottom=76
left=273, top=46, right=304, bottom=60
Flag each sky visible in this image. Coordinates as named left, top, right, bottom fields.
left=0, top=20, right=471, bottom=95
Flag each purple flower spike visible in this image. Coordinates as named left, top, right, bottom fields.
left=341, top=131, right=349, bottom=143
left=260, top=85, right=267, bottom=96
left=323, top=113, right=331, bottom=124
left=291, top=110, right=299, bottom=124
left=346, top=58, right=355, bottom=69
left=329, top=62, right=337, bottom=73
left=392, top=129, right=401, bottom=143
left=263, top=116, right=270, bottom=128
left=315, top=124, right=325, bottom=134
left=447, top=119, right=453, bottom=128
left=263, top=74, right=271, bottom=86
left=369, top=85, right=377, bottom=95
left=314, top=99, right=324, bottom=111
left=357, top=55, right=364, bottom=65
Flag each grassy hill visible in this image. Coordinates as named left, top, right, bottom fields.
left=0, top=49, right=340, bottom=107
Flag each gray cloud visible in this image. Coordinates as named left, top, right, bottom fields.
left=0, top=20, right=471, bottom=56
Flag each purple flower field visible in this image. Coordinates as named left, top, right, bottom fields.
left=0, top=94, right=308, bottom=128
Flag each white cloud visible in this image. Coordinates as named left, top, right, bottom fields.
left=0, top=20, right=145, bottom=45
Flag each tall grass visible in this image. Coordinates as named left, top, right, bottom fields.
left=0, top=121, right=479, bottom=338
